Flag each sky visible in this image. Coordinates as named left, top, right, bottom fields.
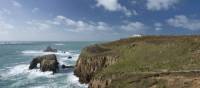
left=0, top=0, right=200, bottom=41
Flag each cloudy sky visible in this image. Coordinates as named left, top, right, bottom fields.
left=0, top=0, right=200, bottom=41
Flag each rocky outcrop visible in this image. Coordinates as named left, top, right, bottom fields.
left=74, top=46, right=118, bottom=84
left=61, top=65, right=74, bottom=69
left=29, top=54, right=59, bottom=73
left=74, top=36, right=200, bottom=88
left=44, top=46, right=57, bottom=52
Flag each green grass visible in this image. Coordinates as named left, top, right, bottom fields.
left=96, top=36, right=200, bottom=76
left=82, top=36, right=200, bottom=88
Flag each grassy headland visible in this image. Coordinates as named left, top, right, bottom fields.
left=75, top=36, right=200, bottom=88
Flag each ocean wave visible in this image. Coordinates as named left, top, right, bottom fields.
left=67, top=72, right=88, bottom=88
left=54, top=43, right=65, bottom=46
left=0, top=41, right=33, bottom=45
left=1, top=49, right=86, bottom=88
left=21, top=50, right=71, bottom=56
left=21, top=50, right=80, bottom=65
left=0, top=64, right=87, bottom=88
left=59, top=54, right=79, bottom=63
left=1, top=64, right=54, bottom=80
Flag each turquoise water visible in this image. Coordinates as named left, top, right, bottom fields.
left=0, top=41, right=97, bottom=88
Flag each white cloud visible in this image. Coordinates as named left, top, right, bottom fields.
left=147, top=0, right=179, bottom=11
left=0, top=8, right=11, bottom=15
left=18, top=15, right=112, bottom=32
left=121, top=22, right=147, bottom=31
left=154, top=22, right=163, bottom=31
left=132, top=10, right=138, bottom=16
left=131, top=1, right=137, bottom=5
left=96, top=0, right=134, bottom=16
left=32, top=8, right=39, bottom=13
left=11, top=1, right=22, bottom=7
left=0, top=21, right=14, bottom=29
left=0, top=21, right=14, bottom=34
left=26, top=20, right=51, bottom=30
left=54, top=15, right=112, bottom=32
left=167, top=15, right=200, bottom=30
left=96, top=0, right=121, bottom=11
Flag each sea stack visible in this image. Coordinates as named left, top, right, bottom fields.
left=29, top=54, right=59, bottom=73
left=44, top=46, right=57, bottom=52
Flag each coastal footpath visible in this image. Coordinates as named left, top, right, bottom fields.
left=74, top=36, right=200, bottom=88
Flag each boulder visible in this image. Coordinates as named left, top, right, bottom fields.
left=61, top=64, right=74, bottom=69
left=68, top=56, right=72, bottom=59
left=29, top=54, right=59, bottom=73
left=44, top=46, right=57, bottom=52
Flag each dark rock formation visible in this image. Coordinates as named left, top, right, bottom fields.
left=29, top=54, right=59, bottom=73
left=61, top=64, right=74, bottom=69
left=68, top=56, right=72, bottom=59
left=44, top=46, right=57, bottom=52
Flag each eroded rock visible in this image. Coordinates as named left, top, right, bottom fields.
left=29, top=54, right=59, bottom=73
left=44, top=46, right=57, bottom=52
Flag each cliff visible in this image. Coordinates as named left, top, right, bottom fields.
left=74, top=36, right=200, bottom=88
left=74, top=44, right=119, bottom=83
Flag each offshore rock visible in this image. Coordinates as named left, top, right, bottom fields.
left=29, top=54, right=59, bottom=73
left=44, top=46, right=57, bottom=52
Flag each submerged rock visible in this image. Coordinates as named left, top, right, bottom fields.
left=44, top=46, right=57, bottom=52
left=68, top=56, right=72, bottom=59
left=61, top=64, right=74, bottom=69
left=29, top=54, right=59, bottom=73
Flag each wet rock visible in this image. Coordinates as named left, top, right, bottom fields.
left=68, top=56, right=72, bottom=59
left=61, top=64, right=74, bottom=69
left=29, top=54, right=59, bottom=73
left=44, top=46, right=57, bottom=52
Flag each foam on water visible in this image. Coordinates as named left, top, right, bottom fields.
left=0, top=41, right=33, bottom=45
left=1, top=64, right=54, bottom=79
left=67, top=72, right=88, bottom=88
left=21, top=50, right=71, bottom=56
left=0, top=47, right=87, bottom=88
left=22, top=50, right=80, bottom=65
left=0, top=63, right=87, bottom=88
left=54, top=43, right=65, bottom=46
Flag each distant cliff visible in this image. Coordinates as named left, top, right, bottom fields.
left=74, top=36, right=200, bottom=88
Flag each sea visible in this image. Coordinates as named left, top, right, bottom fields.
left=0, top=41, right=98, bottom=88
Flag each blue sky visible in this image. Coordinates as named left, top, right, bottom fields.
left=0, top=0, right=200, bottom=41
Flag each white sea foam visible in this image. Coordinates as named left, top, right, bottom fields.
left=1, top=64, right=54, bottom=80
left=0, top=48, right=87, bottom=88
left=54, top=43, right=64, bottom=46
left=0, top=41, right=33, bottom=45
left=21, top=50, right=71, bottom=56
left=2, top=50, right=80, bottom=79
left=30, top=86, right=50, bottom=88
left=67, top=72, right=88, bottom=88
left=0, top=64, right=87, bottom=88
left=30, top=86, right=46, bottom=88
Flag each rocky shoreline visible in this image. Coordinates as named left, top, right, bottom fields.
left=74, top=44, right=120, bottom=88
left=28, top=46, right=73, bottom=74
left=74, top=36, right=200, bottom=88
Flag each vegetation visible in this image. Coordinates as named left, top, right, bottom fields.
left=83, top=36, right=200, bottom=88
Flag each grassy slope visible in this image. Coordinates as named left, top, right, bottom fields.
left=86, top=36, right=200, bottom=88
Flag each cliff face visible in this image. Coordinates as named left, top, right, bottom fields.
left=74, top=54, right=118, bottom=84
left=74, top=44, right=119, bottom=84
left=74, top=36, right=200, bottom=88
